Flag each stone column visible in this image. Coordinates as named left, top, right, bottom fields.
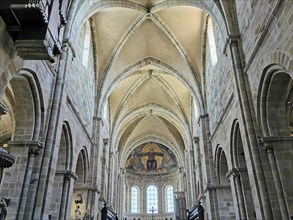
left=112, top=151, right=119, bottom=210
left=228, top=36, right=273, bottom=219
left=190, top=150, right=197, bottom=201
left=183, top=172, right=188, bottom=204
left=58, top=171, right=77, bottom=220
left=198, top=114, right=219, bottom=219
left=227, top=168, right=247, bottom=220
left=178, top=167, right=184, bottom=191
left=118, top=169, right=125, bottom=218
left=16, top=141, right=43, bottom=219
left=174, top=191, right=186, bottom=220
left=33, top=44, right=71, bottom=220
left=88, top=116, right=103, bottom=219
left=193, top=137, right=203, bottom=196
left=108, top=151, right=114, bottom=204
left=184, top=149, right=193, bottom=206
left=100, top=138, right=109, bottom=200
left=259, top=137, right=290, bottom=220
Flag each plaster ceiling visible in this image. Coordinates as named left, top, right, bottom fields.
left=91, top=2, right=206, bottom=161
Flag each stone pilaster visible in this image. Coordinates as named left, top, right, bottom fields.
left=0, top=141, right=43, bottom=220
left=259, top=137, right=291, bottom=220
left=184, top=149, right=193, bottom=206
left=108, top=151, right=114, bottom=204
left=198, top=114, right=219, bottom=219
left=228, top=35, right=273, bottom=219
left=178, top=167, right=184, bottom=191
left=227, top=168, right=247, bottom=220
left=88, top=116, right=103, bottom=219
left=189, top=149, right=197, bottom=204
left=100, top=138, right=109, bottom=198
left=58, top=171, right=77, bottom=220
left=111, top=151, right=119, bottom=210
left=193, top=136, right=203, bottom=198
left=118, top=168, right=125, bottom=218
left=33, top=44, right=70, bottom=220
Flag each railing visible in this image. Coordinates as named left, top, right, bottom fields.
left=124, top=213, right=175, bottom=220
left=187, top=203, right=204, bottom=220
left=102, top=205, right=118, bottom=220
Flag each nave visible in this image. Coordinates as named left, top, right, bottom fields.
left=0, top=0, right=292, bottom=220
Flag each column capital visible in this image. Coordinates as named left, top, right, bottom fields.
left=109, top=151, right=115, bottom=157
left=258, top=137, right=275, bottom=153
left=228, top=34, right=241, bottom=47
left=56, top=170, right=78, bottom=181
left=199, top=114, right=209, bottom=119
left=9, top=140, right=44, bottom=157
left=0, top=102, right=7, bottom=115
left=28, top=147, right=40, bottom=157
left=93, top=116, right=104, bottom=125
left=223, top=34, right=241, bottom=56
left=103, top=138, right=109, bottom=146
left=64, top=170, right=78, bottom=181
left=226, top=168, right=240, bottom=179
left=193, top=136, right=200, bottom=144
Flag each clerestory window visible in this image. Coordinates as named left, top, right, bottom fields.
left=131, top=186, right=139, bottom=213
left=207, top=17, right=218, bottom=66
left=82, top=20, right=91, bottom=68
left=147, top=185, right=158, bottom=213
left=165, top=185, right=174, bottom=213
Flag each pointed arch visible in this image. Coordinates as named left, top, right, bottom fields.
left=98, top=57, right=203, bottom=117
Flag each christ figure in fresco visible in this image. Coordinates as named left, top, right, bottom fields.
left=141, top=148, right=163, bottom=171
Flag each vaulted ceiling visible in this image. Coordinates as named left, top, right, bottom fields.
left=91, top=1, right=206, bottom=162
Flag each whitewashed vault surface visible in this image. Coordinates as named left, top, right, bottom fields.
left=87, top=1, right=207, bottom=165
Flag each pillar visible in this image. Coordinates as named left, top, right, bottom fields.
left=118, top=168, right=125, bottom=218
left=0, top=141, right=43, bottom=220
left=198, top=114, right=219, bottom=219
left=100, top=138, right=109, bottom=201
left=193, top=137, right=203, bottom=197
left=58, top=171, right=77, bottom=220
left=259, top=137, right=290, bottom=220
left=227, top=168, right=247, bottom=220
left=88, top=116, right=103, bottom=220
left=184, top=149, right=194, bottom=206
left=33, top=44, right=71, bottom=220
left=228, top=36, right=273, bottom=219
left=190, top=150, right=197, bottom=201
left=108, top=151, right=114, bottom=204
left=13, top=142, right=42, bottom=219
left=112, top=151, right=119, bottom=210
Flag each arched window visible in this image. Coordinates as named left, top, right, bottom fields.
left=131, top=186, right=139, bottom=213
left=82, top=20, right=91, bottom=68
left=147, top=185, right=158, bottom=213
left=207, top=17, right=218, bottom=66
left=165, top=185, right=174, bottom=213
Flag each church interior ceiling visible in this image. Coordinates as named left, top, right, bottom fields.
left=90, top=1, right=205, bottom=172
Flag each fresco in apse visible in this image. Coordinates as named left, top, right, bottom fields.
left=125, top=142, right=178, bottom=174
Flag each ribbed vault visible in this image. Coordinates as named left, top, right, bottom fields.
left=72, top=0, right=222, bottom=173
